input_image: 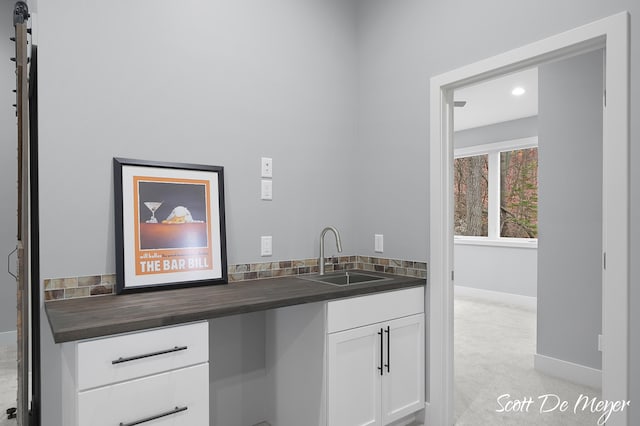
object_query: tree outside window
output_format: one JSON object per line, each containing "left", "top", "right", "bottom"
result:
{"left": 454, "top": 155, "right": 488, "bottom": 236}
{"left": 500, "top": 148, "right": 538, "bottom": 238}
{"left": 454, "top": 139, "right": 538, "bottom": 241}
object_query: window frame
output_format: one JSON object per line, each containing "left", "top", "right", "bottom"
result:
{"left": 454, "top": 136, "right": 538, "bottom": 248}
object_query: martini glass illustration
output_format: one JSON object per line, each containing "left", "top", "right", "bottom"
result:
{"left": 144, "top": 201, "right": 163, "bottom": 223}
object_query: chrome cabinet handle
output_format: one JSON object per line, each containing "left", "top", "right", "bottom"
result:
{"left": 112, "top": 345, "right": 187, "bottom": 365}
{"left": 119, "top": 406, "right": 187, "bottom": 426}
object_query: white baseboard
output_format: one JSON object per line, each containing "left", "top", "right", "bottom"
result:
{"left": 534, "top": 353, "right": 601, "bottom": 389}
{"left": 0, "top": 330, "right": 17, "bottom": 346}
{"left": 455, "top": 285, "right": 537, "bottom": 311}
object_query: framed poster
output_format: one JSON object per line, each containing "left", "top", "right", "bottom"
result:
{"left": 114, "top": 158, "right": 227, "bottom": 294}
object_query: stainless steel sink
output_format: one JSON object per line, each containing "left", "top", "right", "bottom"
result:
{"left": 302, "top": 271, "right": 390, "bottom": 286}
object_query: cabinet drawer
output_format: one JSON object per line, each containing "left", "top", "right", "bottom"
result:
{"left": 77, "top": 321, "right": 208, "bottom": 390}
{"left": 327, "top": 287, "right": 424, "bottom": 333}
{"left": 78, "top": 363, "right": 208, "bottom": 426}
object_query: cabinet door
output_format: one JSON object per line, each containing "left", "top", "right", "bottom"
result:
{"left": 381, "top": 314, "right": 425, "bottom": 424}
{"left": 328, "top": 324, "right": 383, "bottom": 426}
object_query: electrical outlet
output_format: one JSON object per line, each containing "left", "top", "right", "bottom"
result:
{"left": 261, "top": 157, "right": 273, "bottom": 178}
{"left": 261, "top": 236, "right": 272, "bottom": 256}
{"left": 374, "top": 234, "right": 383, "bottom": 253}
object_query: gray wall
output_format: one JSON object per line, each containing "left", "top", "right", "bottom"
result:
{"left": 537, "top": 50, "right": 603, "bottom": 369}
{"left": 209, "top": 313, "right": 267, "bottom": 426}
{"left": 37, "top": 0, "right": 358, "bottom": 280}
{"left": 353, "top": 0, "right": 430, "bottom": 259}
{"left": 354, "top": 0, "right": 637, "bottom": 421}
{"left": 36, "top": 0, "right": 357, "bottom": 423}
{"left": 0, "top": 0, "right": 17, "bottom": 336}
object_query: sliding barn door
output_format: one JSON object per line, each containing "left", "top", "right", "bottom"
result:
{"left": 12, "top": 2, "right": 30, "bottom": 424}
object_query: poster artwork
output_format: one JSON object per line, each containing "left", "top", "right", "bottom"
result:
{"left": 133, "top": 176, "right": 214, "bottom": 276}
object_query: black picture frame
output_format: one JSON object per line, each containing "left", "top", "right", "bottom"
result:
{"left": 114, "top": 158, "right": 228, "bottom": 294}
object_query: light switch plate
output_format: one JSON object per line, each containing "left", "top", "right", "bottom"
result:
{"left": 374, "top": 234, "right": 383, "bottom": 253}
{"left": 261, "top": 179, "right": 272, "bottom": 200}
{"left": 261, "top": 236, "right": 272, "bottom": 256}
{"left": 261, "top": 157, "right": 273, "bottom": 178}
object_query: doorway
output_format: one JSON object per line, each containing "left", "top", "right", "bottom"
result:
{"left": 452, "top": 51, "right": 605, "bottom": 424}
{"left": 429, "top": 12, "right": 629, "bottom": 426}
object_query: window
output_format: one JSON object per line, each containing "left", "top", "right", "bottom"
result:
{"left": 454, "top": 137, "right": 538, "bottom": 246}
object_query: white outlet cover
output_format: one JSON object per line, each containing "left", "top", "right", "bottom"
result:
{"left": 261, "top": 179, "right": 272, "bottom": 200}
{"left": 261, "top": 236, "right": 272, "bottom": 256}
{"left": 261, "top": 157, "right": 273, "bottom": 178}
{"left": 374, "top": 234, "right": 384, "bottom": 253}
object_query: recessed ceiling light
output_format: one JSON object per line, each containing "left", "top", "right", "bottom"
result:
{"left": 512, "top": 87, "right": 526, "bottom": 96}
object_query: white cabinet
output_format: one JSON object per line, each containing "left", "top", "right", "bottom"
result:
{"left": 62, "top": 321, "right": 209, "bottom": 426}
{"left": 328, "top": 322, "right": 382, "bottom": 426}
{"left": 327, "top": 287, "right": 425, "bottom": 426}
{"left": 380, "top": 314, "right": 425, "bottom": 424}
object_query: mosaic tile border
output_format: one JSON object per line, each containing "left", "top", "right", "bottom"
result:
{"left": 44, "top": 274, "right": 116, "bottom": 301}
{"left": 44, "top": 255, "right": 427, "bottom": 301}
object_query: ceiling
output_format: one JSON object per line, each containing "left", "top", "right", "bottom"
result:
{"left": 453, "top": 67, "right": 538, "bottom": 131}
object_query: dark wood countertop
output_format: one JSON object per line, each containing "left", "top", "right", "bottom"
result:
{"left": 45, "top": 271, "right": 425, "bottom": 343}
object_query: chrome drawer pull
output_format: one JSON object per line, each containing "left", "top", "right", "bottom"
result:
{"left": 111, "top": 346, "right": 188, "bottom": 365}
{"left": 119, "top": 406, "right": 187, "bottom": 426}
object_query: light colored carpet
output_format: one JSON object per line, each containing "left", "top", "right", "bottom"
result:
{"left": 0, "top": 344, "right": 17, "bottom": 426}
{"left": 454, "top": 294, "right": 601, "bottom": 425}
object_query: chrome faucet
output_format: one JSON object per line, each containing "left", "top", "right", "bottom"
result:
{"left": 319, "top": 226, "right": 342, "bottom": 275}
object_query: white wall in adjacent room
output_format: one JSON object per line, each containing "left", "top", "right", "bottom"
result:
{"left": 455, "top": 244, "right": 537, "bottom": 298}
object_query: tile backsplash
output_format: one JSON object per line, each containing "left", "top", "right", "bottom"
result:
{"left": 44, "top": 274, "right": 116, "bottom": 301}
{"left": 44, "top": 255, "right": 427, "bottom": 301}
